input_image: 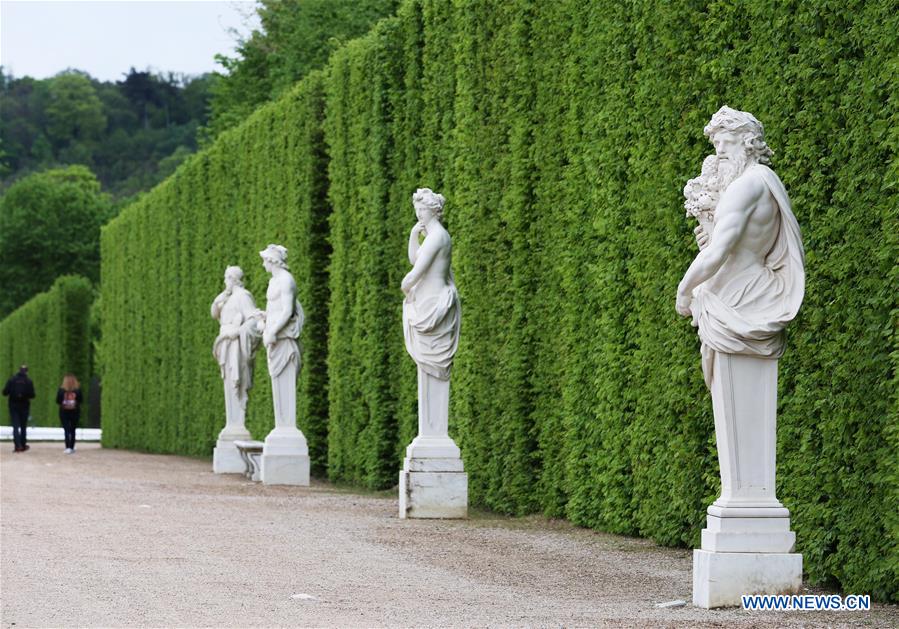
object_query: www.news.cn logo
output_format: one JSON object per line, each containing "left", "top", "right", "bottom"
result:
{"left": 742, "top": 594, "right": 871, "bottom": 611}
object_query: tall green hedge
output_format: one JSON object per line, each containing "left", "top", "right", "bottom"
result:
{"left": 0, "top": 276, "right": 93, "bottom": 425}
{"left": 99, "top": 73, "right": 331, "bottom": 472}
{"left": 100, "top": 0, "right": 897, "bottom": 599}
{"left": 321, "top": 0, "right": 898, "bottom": 599}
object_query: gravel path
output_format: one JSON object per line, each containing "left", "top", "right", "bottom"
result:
{"left": 1, "top": 443, "right": 895, "bottom": 628}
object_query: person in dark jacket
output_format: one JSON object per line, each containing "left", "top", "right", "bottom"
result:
{"left": 3, "top": 365, "right": 36, "bottom": 452}
{"left": 56, "top": 373, "right": 83, "bottom": 454}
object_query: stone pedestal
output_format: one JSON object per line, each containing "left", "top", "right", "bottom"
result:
{"left": 694, "top": 505, "right": 803, "bottom": 607}
{"left": 398, "top": 370, "right": 467, "bottom": 519}
{"left": 399, "top": 436, "right": 468, "bottom": 519}
{"left": 260, "top": 426, "right": 310, "bottom": 486}
{"left": 692, "top": 353, "right": 802, "bottom": 608}
{"left": 212, "top": 427, "right": 252, "bottom": 474}
{"left": 693, "top": 550, "right": 802, "bottom": 608}
{"left": 213, "top": 439, "right": 247, "bottom": 474}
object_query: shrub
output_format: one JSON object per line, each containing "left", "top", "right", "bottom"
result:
{"left": 0, "top": 276, "right": 93, "bottom": 425}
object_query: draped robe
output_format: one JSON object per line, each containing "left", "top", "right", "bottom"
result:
{"left": 212, "top": 287, "right": 261, "bottom": 408}
{"left": 267, "top": 300, "right": 304, "bottom": 378}
{"left": 403, "top": 278, "right": 461, "bottom": 380}
{"left": 690, "top": 164, "right": 805, "bottom": 388}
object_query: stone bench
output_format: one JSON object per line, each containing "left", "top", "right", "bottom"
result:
{"left": 233, "top": 440, "right": 264, "bottom": 481}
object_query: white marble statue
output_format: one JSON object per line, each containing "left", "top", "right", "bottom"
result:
{"left": 398, "top": 188, "right": 467, "bottom": 518}
{"left": 677, "top": 106, "right": 805, "bottom": 608}
{"left": 211, "top": 266, "right": 262, "bottom": 473}
{"left": 402, "top": 189, "right": 461, "bottom": 380}
{"left": 257, "top": 244, "right": 310, "bottom": 485}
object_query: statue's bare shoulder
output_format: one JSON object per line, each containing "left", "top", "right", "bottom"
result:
{"left": 428, "top": 228, "right": 451, "bottom": 250}
{"left": 282, "top": 272, "right": 297, "bottom": 295}
{"left": 719, "top": 167, "right": 768, "bottom": 218}
{"left": 269, "top": 272, "right": 295, "bottom": 296}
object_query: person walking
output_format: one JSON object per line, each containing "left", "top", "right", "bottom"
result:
{"left": 56, "top": 374, "right": 83, "bottom": 454}
{"left": 3, "top": 365, "right": 35, "bottom": 452}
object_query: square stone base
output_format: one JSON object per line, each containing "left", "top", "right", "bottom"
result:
{"left": 399, "top": 468, "right": 467, "bottom": 519}
{"left": 260, "top": 453, "right": 310, "bottom": 486}
{"left": 213, "top": 441, "right": 246, "bottom": 474}
{"left": 693, "top": 549, "right": 802, "bottom": 608}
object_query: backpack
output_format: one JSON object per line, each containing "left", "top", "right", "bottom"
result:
{"left": 62, "top": 390, "right": 77, "bottom": 411}
{"left": 12, "top": 377, "right": 29, "bottom": 400}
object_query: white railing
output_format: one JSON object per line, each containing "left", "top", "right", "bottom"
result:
{"left": 0, "top": 426, "right": 101, "bottom": 441}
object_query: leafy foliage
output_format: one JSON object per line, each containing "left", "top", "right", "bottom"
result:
{"left": 0, "top": 68, "right": 215, "bottom": 199}
{"left": 99, "top": 0, "right": 897, "bottom": 600}
{"left": 0, "top": 165, "right": 112, "bottom": 318}
{"left": 0, "top": 276, "right": 93, "bottom": 426}
{"left": 44, "top": 73, "right": 107, "bottom": 146}
{"left": 203, "top": 0, "right": 398, "bottom": 142}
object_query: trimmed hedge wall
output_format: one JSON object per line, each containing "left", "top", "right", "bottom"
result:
{"left": 0, "top": 276, "right": 94, "bottom": 426}
{"left": 100, "top": 0, "right": 897, "bottom": 599}
{"left": 99, "top": 73, "right": 331, "bottom": 473}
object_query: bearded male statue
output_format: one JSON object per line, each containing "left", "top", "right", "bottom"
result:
{"left": 677, "top": 106, "right": 805, "bottom": 608}
{"left": 211, "top": 265, "right": 262, "bottom": 473}
{"left": 677, "top": 107, "right": 805, "bottom": 382}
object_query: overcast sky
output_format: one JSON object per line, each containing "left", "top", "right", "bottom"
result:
{"left": 1, "top": 0, "right": 262, "bottom": 81}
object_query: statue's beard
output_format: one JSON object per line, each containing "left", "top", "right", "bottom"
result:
{"left": 717, "top": 152, "right": 750, "bottom": 191}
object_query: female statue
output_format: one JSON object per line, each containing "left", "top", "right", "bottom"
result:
{"left": 401, "top": 188, "right": 460, "bottom": 382}
{"left": 398, "top": 188, "right": 467, "bottom": 518}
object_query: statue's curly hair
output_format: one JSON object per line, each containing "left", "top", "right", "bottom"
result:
{"left": 704, "top": 106, "right": 774, "bottom": 164}
{"left": 412, "top": 188, "right": 446, "bottom": 221}
{"left": 259, "top": 244, "right": 289, "bottom": 270}
{"left": 224, "top": 265, "right": 244, "bottom": 287}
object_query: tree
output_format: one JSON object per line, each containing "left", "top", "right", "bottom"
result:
{"left": 0, "top": 165, "right": 112, "bottom": 317}
{"left": 119, "top": 68, "right": 159, "bottom": 130}
{"left": 0, "top": 75, "right": 50, "bottom": 174}
{"left": 203, "top": 0, "right": 398, "bottom": 142}
{"left": 45, "top": 72, "right": 107, "bottom": 148}
{"left": 1, "top": 69, "right": 215, "bottom": 200}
